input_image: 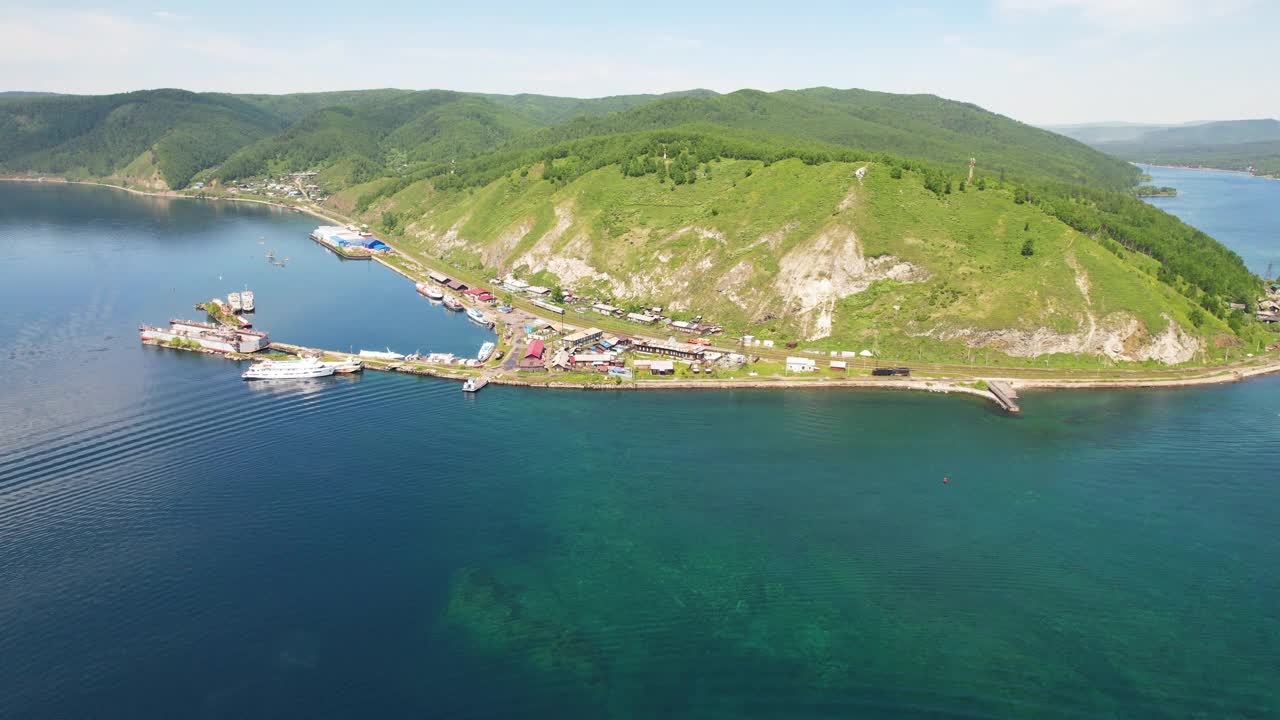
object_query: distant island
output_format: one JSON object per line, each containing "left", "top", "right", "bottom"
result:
{"left": 2, "top": 88, "right": 1276, "bottom": 372}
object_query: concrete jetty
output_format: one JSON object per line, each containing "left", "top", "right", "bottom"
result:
{"left": 987, "top": 380, "right": 1021, "bottom": 413}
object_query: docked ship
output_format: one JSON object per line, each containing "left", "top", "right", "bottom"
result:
{"left": 242, "top": 357, "right": 334, "bottom": 380}
{"left": 477, "top": 341, "right": 496, "bottom": 362}
{"left": 462, "top": 376, "right": 489, "bottom": 393}
{"left": 443, "top": 296, "right": 464, "bottom": 311}
{"left": 327, "top": 356, "right": 364, "bottom": 374}
{"left": 241, "top": 289, "right": 255, "bottom": 312}
{"left": 140, "top": 319, "right": 269, "bottom": 354}
{"left": 416, "top": 282, "right": 444, "bottom": 301}
{"left": 227, "top": 292, "right": 243, "bottom": 313}
{"left": 466, "top": 307, "right": 492, "bottom": 327}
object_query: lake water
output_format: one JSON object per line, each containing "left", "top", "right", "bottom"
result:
{"left": 1139, "top": 164, "right": 1280, "bottom": 276}
{"left": 1, "top": 182, "right": 1278, "bottom": 719}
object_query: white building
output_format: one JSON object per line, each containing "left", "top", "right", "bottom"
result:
{"left": 786, "top": 357, "right": 817, "bottom": 373}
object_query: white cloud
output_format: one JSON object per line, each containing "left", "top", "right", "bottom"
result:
{"left": 995, "top": 0, "right": 1253, "bottom": 30}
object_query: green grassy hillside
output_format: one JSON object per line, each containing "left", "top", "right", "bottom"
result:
{"left": 363, "top": 155, "right": 1257, "bottom": 366}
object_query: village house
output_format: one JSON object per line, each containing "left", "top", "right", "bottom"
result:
{"left": 646, "top": 359, "right": 675, "bottom": 375}
{"left": 524, "top": 338, "right": 545, "bottom": 360}
{"left": 569, "top": 352, "right": 617, "bottom": 368}
{"left": 632, "top": 339, "right": 706, "bottom": 361}
{"left": 562, "top": 327, "right": 604, "bottom": 348}
{"left": 786, "top": 357, "right": 817, "bottom": 373}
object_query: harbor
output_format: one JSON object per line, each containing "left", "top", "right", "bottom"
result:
{"left": 137, "top": 246, "right": 1280, "bottom": 410}
{"left": 126, "top": 216, "right": 1280, "bottom": 410}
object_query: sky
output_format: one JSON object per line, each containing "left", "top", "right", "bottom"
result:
{"left": 3, "top": 0, "right": 1276, "bottom": 124}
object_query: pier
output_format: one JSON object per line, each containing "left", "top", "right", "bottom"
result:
{"left": 987, "top": 380, "right": 1021, "bottom": 413}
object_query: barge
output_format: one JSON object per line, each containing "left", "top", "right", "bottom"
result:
{"left": 140, "top": 319, "right": 269, "bottom": 353}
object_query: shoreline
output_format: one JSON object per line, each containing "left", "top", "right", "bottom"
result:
{"left": 0, "top": 175, "right": 353, "bottom": 227}
{"left": 1136, "top": 163, "right": 1279, "bottom": 180}
{"left": 13, "top": 175, "right": 1280, "bottom": 408}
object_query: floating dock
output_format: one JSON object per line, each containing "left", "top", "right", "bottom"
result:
{"left": 987, "top": 380, "right": 1021, "bottom": 413}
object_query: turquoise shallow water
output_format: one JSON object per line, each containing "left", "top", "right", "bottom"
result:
{"left": 1, "top": 182, "right": 1278, "bottom": 718}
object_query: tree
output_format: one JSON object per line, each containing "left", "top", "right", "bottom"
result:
{"left": 1021, "top": 238, "right": 1035, "bottom": 257}
{"left": 1189, "top": 307, "right": 1205, "bottom": 327}
{"left": 382, "top": 210, "right": 398, "bottom": 230}
{"left": 890, "top": 166, "right": 903, "bottom": 179}
{"left": 977, "top": 178, "right": 986, "bottom": 191}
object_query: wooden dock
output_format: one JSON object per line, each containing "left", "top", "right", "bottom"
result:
{"left": 987, "top": 380, "right": 1021, "bottom": 413}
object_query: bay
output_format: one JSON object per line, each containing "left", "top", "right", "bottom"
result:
{"left": 1, "top": 182, "right": 1277, "bottom": 719}
{"left": 1139, "top": 163, "right": 1280, "bottom": 276}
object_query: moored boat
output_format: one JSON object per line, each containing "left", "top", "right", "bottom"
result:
{"left": 227, "top": 292, "right": 243, "bottom": 313}
{"left": 326, "top": 356, "right": 364, "bottom": 374}
{"left": 443, "top": 296, "right": 464, "bottom": 311}
{"left": 241, "top": 289, "right": 255, "bottom": 312}
{"left": 477, "top": 341, "right": 496, "bottom": 362}
{"left": 466, "top": 307, "right": 492, "bottom": 327}
{"left": 241, "top": 357, "right": 334, "bottom": 380}
{"left": 416, "top": 282, "right": 444, "bottom": 301}
{"left": 462, "top": 376, "right": 489, "bottom": 393}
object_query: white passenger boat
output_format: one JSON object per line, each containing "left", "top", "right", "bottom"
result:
{"left": 241, "top": 357, "right": 334, "bottom": 380}
{"left": 462, "top": 377, "right": 489, "bottom": 393}
{"left": 326, "top": 356, "right": 364, "bottom": 374}
{"left": 241, "top": 289, "right": 255, "bottom": 312}
{"left": 477, "top": 341, "right": 496, "bottom": 362}
{"left": 227, "top": 292, "right": 243, "bottom": 313}
{"left": 466, "top": 307, "right": 492, "bottom": 327}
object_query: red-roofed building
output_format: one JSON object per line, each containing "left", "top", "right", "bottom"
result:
{"left": 524, "top": 339, "right": 545, "bottom": 359}
{"left": 464, "top": 287, "right": 489, "bottom": 296}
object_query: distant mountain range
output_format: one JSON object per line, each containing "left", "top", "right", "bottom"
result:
{"left": 1049, "top": 119, "right": 1280, "bottom": 176}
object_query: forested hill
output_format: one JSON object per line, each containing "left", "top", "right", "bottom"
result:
{"left": 0, "top": 86, "right": 1138, "bottom": 192}
{"left": 488, "top": 88, "right": 1139, "bottom": 190}
{"left": 0, "top": 90, "right": 287, "bottom": 188}
{"left": 1060, "top": 119, "right": 1280, "bottom": 176}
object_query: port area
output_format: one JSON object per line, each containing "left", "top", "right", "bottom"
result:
{"left": 142, "top": 332, "right": 1027, "bottom": 411}
{"left": 308, "top": 226, "right": 390, "bottom": 260}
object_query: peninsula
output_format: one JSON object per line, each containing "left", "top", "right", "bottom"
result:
{"left": 4, "top": 88, "right": 1278, "bottom": 394}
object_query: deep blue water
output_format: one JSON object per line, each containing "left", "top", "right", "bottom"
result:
{"left": 1139, "top": 164, "right": 1280, "bottom": 276}
{"left": 1, "top": 182, "right": 1278, "bottom": 719}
